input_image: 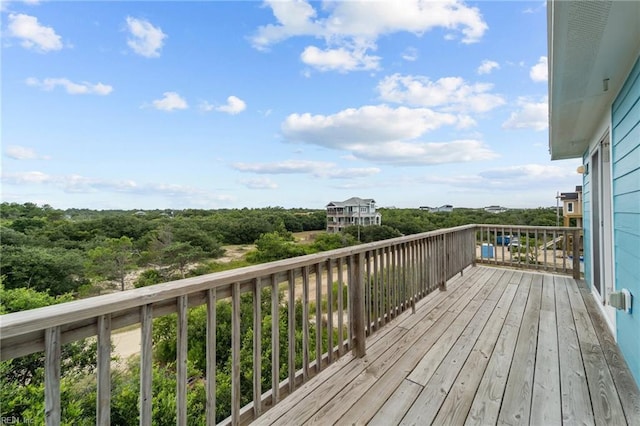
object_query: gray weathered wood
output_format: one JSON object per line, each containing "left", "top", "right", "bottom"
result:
{"left": 531, "top": 274, "right": 561, "bottom": 425}
{"left": 231, "top": 282, "right": 241, "bottom": 425}
{"left": 177, "top": 295, "right": 188, "bottom": 426}
{"left": 566, "top": 278, "right": 626, "bottom": 425}
{"left": 288, "top": 269, "right": 296, "bottom": 393}
{"left": 140, "top": 304, "right": 153, "bottom": 426}
{"left": 337, "top": 258, "right": 345, "bottom": 356}
{"left": 351, "top": 253, "right": 366, "bottom": 357}
{"left": 302, "top": 266, "right": 310, "bottom": 380}
{"left": 253, "top": 278, "right": 262, "bottom": 417}
{"left": 315, "top": 263, "right": 322, "bottom": 373}
{"left": 578, "top": 281, "right": 640, "bottom": 424}
{"left": 206, "top": 289, "right": 217, "bottom": 426}
{"left": 497, "top": 273, "right": 542, "bottom": 425}
{"left": 45, "top": 326, "right": 61, "bottom": 426}
{"left": 271, "top": 274, "right": 280, "bottom": 405}
{"left": 555, "top": 276, "right": 594, "bottom": 425}
{"left": 97, "top": 314, "right": 111, "bottom": 426}
{"left": 326, "top": 259, "right": 334, "bottom": 364}
{"left": 466, "top": 273, "right": 532, "bottom": 425}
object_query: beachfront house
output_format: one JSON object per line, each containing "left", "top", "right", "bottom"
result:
{"left": 326, "top": 197, "right": 382, "bottom": 233}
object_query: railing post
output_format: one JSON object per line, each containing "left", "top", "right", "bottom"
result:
{"left": 351, "top": 252, "right": 366, "bottom": 358}
{"left": 572, "top": 229, "right": 581, "bottom": 280}
{"left": 45, "top": 326, "right": 61, "bottom": 426}
{"left": 440, "top": 234, "right": 448, "bottom": 291}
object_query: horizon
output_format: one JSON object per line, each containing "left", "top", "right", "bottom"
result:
{"left": 2, "top": 1, "right": 582, "bottom": 211}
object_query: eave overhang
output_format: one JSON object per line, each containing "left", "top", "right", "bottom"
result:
{"left": 548, "top": 0, "right": 640, "bottom": 160}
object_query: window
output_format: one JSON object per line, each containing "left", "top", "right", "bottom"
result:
{"left": 567, "top": 202, "right": 573, "bottom": 213}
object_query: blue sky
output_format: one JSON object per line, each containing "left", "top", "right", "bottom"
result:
{"left": 1, "top": 0, "right": 581, "bottom": 210}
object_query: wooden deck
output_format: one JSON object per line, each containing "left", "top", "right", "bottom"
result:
{"left": 253, "top": 266, "right": 640, "bottom": 426}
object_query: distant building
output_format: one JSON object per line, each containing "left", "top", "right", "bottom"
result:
{"left": 560, "top": 185, "right": 583, "bottom": 227}
{"left": 484, "top": 205, "right": 508, "bottom": 214}
{"left": 419, "top": 205, "right": 454, "bottom": 213}
{"left": 326, "top": 197, "right": 382, "bottom": 233}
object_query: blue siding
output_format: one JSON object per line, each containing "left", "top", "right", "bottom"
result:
{"left": 612, "top": 55, "right": 640, "bottom": 386}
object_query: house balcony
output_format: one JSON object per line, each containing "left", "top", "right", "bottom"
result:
{"left": 2, "top": 225, "right": 638, "bottom": 425}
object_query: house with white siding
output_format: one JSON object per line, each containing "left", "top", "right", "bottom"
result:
{"left": 548, "top": 0, "right": 640, "bottom": 387}
{"left": 326, "top": 197, "right": 381, "bottom": 233}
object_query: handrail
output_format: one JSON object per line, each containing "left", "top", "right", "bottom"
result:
{"left": 0, "top": 224, "right": 582, "bottom": 425}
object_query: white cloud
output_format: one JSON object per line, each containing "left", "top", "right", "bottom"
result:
{"left": 4, "top": 145, "right": 49, "bottom": 160}
{"left": 377, "top": 74, "right": 505, "bottom": 113}
{"left": 530, "top": 56, "right": 548, "bottom": 82}
{"left": 7, "top": 13, "right": 62, "bottom": 52}
{"left": 477, "top": 59, "right": 500, "bottom": 75}
{"left": 199, "top": 101, "right": 215, "bottom": 112}
{"left": 502, "top": 96, "right": 548, "bottom": 131}
{"left": 479, "top": 164, "right": 575, "bottom": 181}
{"left": 232, "top": 159, "right": 381, "bottom": 179}
{"left": 251, "top": 0, "right": 487, "bottom": 72}
{"left": 239, "top": 177, "right": 278, "bottom": 189}
{"left": 352, "top": 139, "right": 498, "bottom": 165}
{"left": 126, "top": 16, "right": 166, "bottom": 58}
{"left": 26, "top": 77, "right": 113, "bottom": 95}
{"left": 215, "top": 96, "right": 247, "bottom": 115}
{"left": 1, "top": 171, "right": 233, "bottom": 203}
{"left": 282, "top": 105, "right": 457, "bottom": 148}
{"left": 280, "top": 105, "right": 497, "bottom": 165}
{"left": 401, "top": 47, "right": 418, "bottom": 62}
{"left": 151, "top": 92, "right": 188, "bottom": 111}
{"left": 300, "top": 44, "right": 380, "bottom": 72}
{"left": 425, "top": 163, "right": 578, "bottom": 191}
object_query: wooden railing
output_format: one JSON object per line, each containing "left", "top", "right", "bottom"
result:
{"left": 0, "top": 224, "right": 581, "bottom": 425}
{"left": 475, "top": 224, "right": 582, "bottom": 279}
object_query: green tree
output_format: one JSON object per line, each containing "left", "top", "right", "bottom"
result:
{"left": 246, "top": 232, "right": 307, "bottom": 263}
{"left": 86, "top": 237, "right": 137, "bottom": 291}
{"left": 1, "top": 246, "right": 88, "bottom": 296}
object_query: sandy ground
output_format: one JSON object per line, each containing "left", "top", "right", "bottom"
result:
{"left": 112, "top": 244, "right": 254, "bottom": 361}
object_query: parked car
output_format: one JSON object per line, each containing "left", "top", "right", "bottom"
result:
{"left": 507, "top": 237, "right": 520, "bottom": 251}
{"left": 496, "top": 235, "right": 511, "bottom": 245}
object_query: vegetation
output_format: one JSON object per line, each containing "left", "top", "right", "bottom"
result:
{"left": 0, "top": 202, "right": 562, "bottom": 423}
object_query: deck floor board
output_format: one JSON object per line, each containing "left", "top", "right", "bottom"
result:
{"left": 252, "top": 266, "right": 640, "bottom": 426}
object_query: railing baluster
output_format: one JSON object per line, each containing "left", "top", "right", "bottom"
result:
{"left": 97, "top": 314, "right": 111, "bottom": 426}
{"left": 288, "top": 270, "right": 296, "bottom": 393}
{"left": 177, "top": 295, "right": 188, "bottom": 426}
{"left": 315, "top": 263, "right": 322, "bottom": 372}
{"left": 373, "top": 249, "right": 380, "bottom": 329}
{"left": 351, "top": 252, "right": 366, "bottom": 358}
{"left": 206, "top": 289, "right": 216, "bottom": 426}
{"left": 326, "top": 259, "right": 334, "bottom": 364}
{"left": 365, "top": 251, "right": 372, "bottom": 335}
{"left": 271, "top": 274, "right": 279, "bottom": 405}
{"left": 231, "top": 282, "right": 241, "bottom": 425}
{"left": 337, "top": 257, "right": 344, "bottom": 356}
{"left": 302, "top": 266, "right": 310, "bottom": 381}
{"left": 140, "top": 304, "right": 153, "bottom": 426}
{"left": 45, "top": 326, "right": 60, "bottom": 426}
{"left": 572, "top": 229, "right": 581, "bottom": 279}
{"left": 347, "top": 256, "right": 353, "bottom": 350}
{"left": 253, "top": 278, "right": 262, "bottom": 417}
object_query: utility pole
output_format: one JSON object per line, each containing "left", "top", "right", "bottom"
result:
{"left": 357, "top": 203, "right": 361, "bottom": 242}
{"left": 556, "top": 191, "right": 561, "bottom": 227}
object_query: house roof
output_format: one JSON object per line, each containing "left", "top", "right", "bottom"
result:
{"left": 561, "top": 192, "right": 579, "bottom": 200}
{"left": 326, "top": 197, "right": 375, "bottom": 207}
{"left": 548, "top": 1, "right": 640, "bottom": 160}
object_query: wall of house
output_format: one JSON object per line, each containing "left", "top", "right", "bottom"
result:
{"left": 611, "top": 55, "right": 640, "bottom": 385}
